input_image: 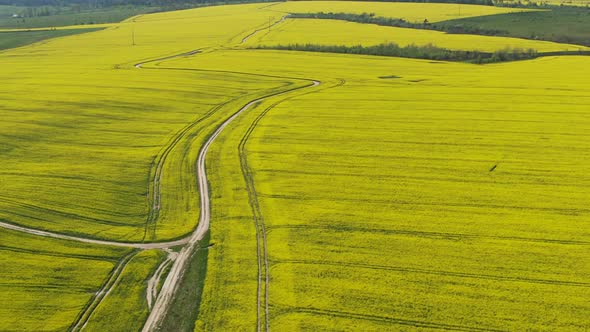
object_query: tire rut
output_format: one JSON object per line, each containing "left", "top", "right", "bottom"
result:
{"left": 69, "top": 250, "right": 138, "bottom": 332}
{"left": 238, "top": 79, "right": 344, "bottom": 331}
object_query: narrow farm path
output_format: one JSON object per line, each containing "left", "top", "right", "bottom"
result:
{"left": 141, "top": 78, "right": 321, "bottom": 332}
{"left": 0, "top": 221, "right": 187, "bottom": 249}
{"left": 146, "top": 249, "right": 178, "bottom": 309}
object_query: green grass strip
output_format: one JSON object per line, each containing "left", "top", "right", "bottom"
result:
{"left": 157, "top": 231, "right": 210, "bottom": 332}
{"left": 0, "top": 27, "right": 102, "bottom": 51}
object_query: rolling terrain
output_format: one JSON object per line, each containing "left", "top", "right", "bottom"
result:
{"left": 0, "top": 1, "right": 589, "bottom": 331}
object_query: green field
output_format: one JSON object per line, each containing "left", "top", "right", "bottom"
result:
{"left": 0, "top": 28, "right": 101, "bottom": 50}
{"left": 0, "top": 5, "right": 21, "bottom": 16}
{"left": 1, "top": 1, "right": 589, "bottom": 331}
{"left": 0, "top": 6, "right": 151, "bottom": 29}
{"left": 440, "top": 6, "right": 590, "bottom": 46}
{"left": 501, "top": 0, "right": 590, "bottom": 6}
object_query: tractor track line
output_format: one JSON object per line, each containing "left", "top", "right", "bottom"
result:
{"left": 69, "top": 250, "right": 138, "bottom": 331}
{"left": 284, "top": 307, "right": 506, "bottom": 332}
{"left": 241, "top": 15, "right": 288, "bottom": 44}
{"left": 238, "top": 79, "right": 344, "bottom": 331}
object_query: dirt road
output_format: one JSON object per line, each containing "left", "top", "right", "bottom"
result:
{"left": 0, "top": 221, "right": 188, "bottom": 249}
{"left": 141, "top": 80, "right": 320, "bottom": 331}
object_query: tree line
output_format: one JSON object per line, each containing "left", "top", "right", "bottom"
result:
{"left": 254, "top": 42, "right": 545, "bottom": 64}
{"left": 0, "top": 0, "right": 272, "bottom": 7}
{"left": 289, "top": 12, "right": 506, "bottom": 36}
{"left": 1, "top": 0, "right": 573, "bottom": 9}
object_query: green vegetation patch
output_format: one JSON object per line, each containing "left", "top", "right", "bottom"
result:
{"left": 0, "top": 27, "right": 102, "bottom": 51}
{"left": 439, "top": 6, "right": 590, "bottom": 46}
{"left": 158, "top": 232, "right": 210, "bottom": 332}
{"left": 0, "top": 6, "right": 150, "bottom": 29}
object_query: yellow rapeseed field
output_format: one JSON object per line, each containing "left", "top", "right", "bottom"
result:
{"left": 0, "top": 229, "right": 130, "bottom": 331}
{"left": 81, "top": 249, "right": 168, "bottom": 331}
{"left": 170, "top": 49, "right": 590, "bottom": 330}
{"left": 1, "top": 1, "right": 588, "bottom": 331}
{"left": 0, "top": 3, "right": 290, "bottom": 242}
{"left": 1, "top": 3, "right": 290, "bottom": 330}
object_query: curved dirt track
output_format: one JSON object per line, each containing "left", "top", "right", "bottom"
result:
{"left": 141, "top": 79, "right": 320, "bottom": 332}
{"left": 0, "top": 221, "right": 188, "bottom": 249}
